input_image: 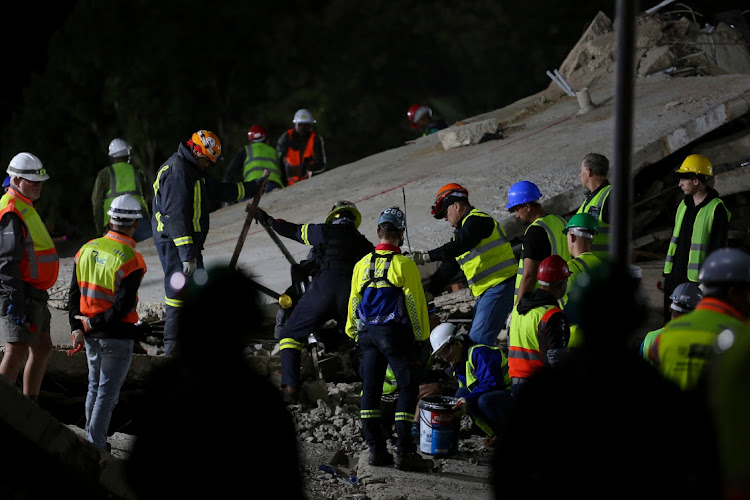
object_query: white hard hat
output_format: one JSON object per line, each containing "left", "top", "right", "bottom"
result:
{"left": 107, "top": 194, "right": 143, "bottom": 225}
{"left": 430, "top": 322, "right": 457, "bottom": 354}
{"left": 293, "top": 109, "right": 316, "bottom": 124}
{"left": 108, "top": 138, "right": 132, "bottom": 158}
{"left": 7, "top": 152, "right": 49, "bottom": 182}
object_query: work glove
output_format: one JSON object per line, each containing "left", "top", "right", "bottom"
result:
{"left": 66, "top": 329, "right": 85, "bottom": 356}
{"left": 182, "top": 259, "right": 197, "bottom": 277}
{"left": 254, "top": 208, "right": 273, "bottom": 226}
{"left": 453, "top": 397, "right": 468, "bottom": 417}
{"left": 74, "top": 314, "right": 92, "bottom": 333}
{"left": 6, "top": 304, "right": 36, "bottom": 332}
{"left": 409, "top": 251, "right": 431, "bottom": 266}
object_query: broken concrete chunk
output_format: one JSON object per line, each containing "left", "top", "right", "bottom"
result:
{"left": 438, "top": 118, "right": 500, "bottom": 150}
{"left": 639, "top": 45, "right": 674, "bottom": 77}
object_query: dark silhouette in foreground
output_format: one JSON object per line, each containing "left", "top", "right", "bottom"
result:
{"left": 125, "top": 265, "right": 305, "bottom": 499}
{"left": 491, "top": 262, "right": 721, "bottom": 500}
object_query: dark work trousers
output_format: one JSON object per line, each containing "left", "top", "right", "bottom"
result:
{"left": 455, "top": 386, "right": 513, "bottom": 437}
{"left": 358, "top": 324, "right": 420, "bottom": 455}
{"left": 280, "top": 270, "right": 351, "bottom": 387}
{"left": 154, "top": 236, "right": 203, "bottom": 356}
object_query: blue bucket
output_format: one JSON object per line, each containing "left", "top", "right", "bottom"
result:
{"left": 419, "top": 395, "right": 460, "bottom": 457}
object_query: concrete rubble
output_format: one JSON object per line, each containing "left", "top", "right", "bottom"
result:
{"left": 2, "top": 5, "right": 750, "bottom": 499}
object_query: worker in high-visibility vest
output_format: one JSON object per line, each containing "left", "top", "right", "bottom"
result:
{"left": 224, "top": 125, "right": 284, "bottom": 192}
{"left": 276, "top": 109, "right": 326, "bottom": 185}
{"left": 506, "top": 181, "right": 570, "bottom": 306}
{"left": 576, "top": 153, "right": 612, "bottom": 260}
{"left": 409, "top": 183, "right": 517, "bottom": 347}
{"left": 662, "top": 153, "right": 730, "bottom": 324}
{"left": 430, "top": 322, "right": 512, "bottom": 448}
{"left": 650, "top": 247, "right": 750, "bottom": 391}
{"left": 560, "top": 213, "right": 602, "bottom": 347}
{"left": 68, "top": 194, "right": 146, "bottom": 452}
{"left": 640, "top": 281, "right": 702, "bottom": 363}
{"left": 0, "top": 152, "right": 59, "bottom": 402}
{"left": 508, "top": 255, "right": 571, "bottom": 397}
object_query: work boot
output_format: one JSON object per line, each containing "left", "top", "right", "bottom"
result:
{"left": 368, "top": 449, "right": 394, "bottom": 466}
{"left": 281, "top": 385, "right": 298, "bottom": 405}
{"left": 394, "top": 451, "right": 434, "bottom": 472}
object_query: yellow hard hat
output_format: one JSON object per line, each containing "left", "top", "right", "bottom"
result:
{"left": 676, "top": 154, "right": 713, "bottom": 176}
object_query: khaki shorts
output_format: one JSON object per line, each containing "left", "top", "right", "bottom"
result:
{"left": 0, "top": 293, "right": 51, "bottom": 344}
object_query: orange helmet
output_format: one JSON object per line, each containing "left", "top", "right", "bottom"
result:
{"left": 188, "top": 130, "right": 223, "bottom": 162}
{"left": 431, "top": 183, "right": 469, "bottom": 219}
{"left": 407, "top": 104, "right": 432, "bottom": 129}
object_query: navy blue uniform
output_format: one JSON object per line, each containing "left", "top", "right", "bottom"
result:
{"left": 151, "top": 142, "right": 259, "bottom": 355}
{"left": 273, "top": 217, "right": 374, "bottom": 389}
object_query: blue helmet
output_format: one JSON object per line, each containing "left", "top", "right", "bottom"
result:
{"left": 2, "top": 176, "right": 9, "bottom": 189}
{"left": 506, "top": 181, "right": 542, "bottom": 209}
{"left": 378, "top": 206, "right": 406, "bottom": 230}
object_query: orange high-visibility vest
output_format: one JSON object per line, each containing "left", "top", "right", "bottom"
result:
{"left": 0, "top": 189, "right": 59, "bottom": 291}
{"left": 284, "top": 130, "right": 316, "bottom": 185}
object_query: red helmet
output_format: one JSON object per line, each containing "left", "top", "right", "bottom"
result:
{"left": 407, "top": 104, "right": 432, "bottom": 129}
{"left": 537, "top": 255, "right": 572, "bottom": 285}
{"left": 248, "top": 125, "right": 268, "bottom": 143}
{"left": 431, "top": 183, "right": 469, "bottom": 219}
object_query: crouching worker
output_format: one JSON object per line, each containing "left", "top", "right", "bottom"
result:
{"left": 346, "top": 206, "right": 434, "bottom": 472}
{"left": 430, "top": 322, "right": 513, "bottom": 447}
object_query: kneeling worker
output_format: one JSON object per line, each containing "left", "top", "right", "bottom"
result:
{"left": 430, "top": 322, "right": 513, "bottom": 447}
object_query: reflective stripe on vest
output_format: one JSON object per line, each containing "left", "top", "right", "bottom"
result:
{"left": 663, "top": 198, "right": 730, "bottom": 281}
{"left": 74, "top": 230, "right": 146, "bottom": 323}
{"left": 455, "top": 209, "right": 517, "bottom": 297}
{"left": 508, "top": 304, "right": 560, "bottom": 379}
{"left": 514, "top": 214, "right": 570, "bottom": 301}
{"left": 0, "top": 190, "right": 59, "bottom": 290}
{"left": 152, "top": 164, "right": 203, "bottom": 238}
{"left": 103, "top": 163, "right": 148, "bottom": 225}
{"left": 242, "top": 143, "right": 283, "bottom": 187}
{"left": 576, "top": 185, "right": 611, "bottom": 260}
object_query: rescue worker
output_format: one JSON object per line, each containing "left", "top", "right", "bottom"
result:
{"left": 506, "top": 180, "right": 570, "bottom": 306}
{"left": 276, "top": 109, "right": 326, "bottom": 185}
{"left": 256, "top": 200, "right": 374, "bottom": 404}
{"left": 576, "top": 153, "right": 611, "bottom": 260}
{"left": 151, "top": 130, "right": 261, "bottom": 356}
{"left": 409, "top": 183, "right": 517, "bottom": 347}
{"left": 92, "top": 138, "right": 151, "bottom": 242}
{"left": 640, "top": 281, "right": 702, "bottom": 362}
{"left": 346, "top": 206, "right": 433, "bottom": 472}
{"left": 662, "top": 153, "right": 730, "bottom": 324}
{"left": 430, "top": 322, "right": 512, "bottom": 448}
{"left": 406, "top": 104, "right": 448, "bottom": 136}
{"left": 223, "top": 125, "right": 284, "bottom": 192}
{"left": 508, "top": 254, "right": 571, "bottom": 397}
{"left": 650, "top": 247, "right": 750, "bottom": 391}
{"left": 560, "top": 212, "right": 602, "bottom": 346}
{"left": 0, "top": 153, "right": 59, "bottom": 402}
{"left": 68, "top": 194, "right": 147, "bottom": 452}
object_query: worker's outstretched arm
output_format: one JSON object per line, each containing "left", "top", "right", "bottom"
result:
{"left": 515, "top": 258, "right": 539, "bottom": 305}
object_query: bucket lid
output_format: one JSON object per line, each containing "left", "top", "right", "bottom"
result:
{"left": 419, "top": 395, "right": 460, "bottom": 411}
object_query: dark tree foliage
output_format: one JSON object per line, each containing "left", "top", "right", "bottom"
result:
{"left": 2, "top": 0, "right": 611, "bottom": 240}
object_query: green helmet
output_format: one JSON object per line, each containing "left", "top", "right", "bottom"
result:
{"left": 563, "top": 213, "right": 599, "bottom": 236}
{"left": 324, "top": 200, "right": 362, "bottom": 228}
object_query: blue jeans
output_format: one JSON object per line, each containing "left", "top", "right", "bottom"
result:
{"left": 469, "top": 279, "right": 513, "bottom": 346}
{"left": 455, "top": 386, "right": 513, "bottom": 436}
{"left": 132, "top": 219, "right": 152, "bottom": 242}
{"left": 84, "top": 337, "right": 134, "bottom": 450}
